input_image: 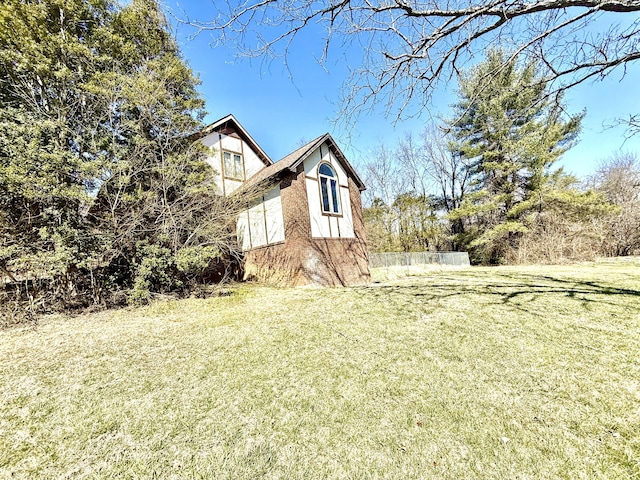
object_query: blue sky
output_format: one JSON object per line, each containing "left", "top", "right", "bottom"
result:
{"left": 170, "top": 1, "right": 640, "bottom": 180}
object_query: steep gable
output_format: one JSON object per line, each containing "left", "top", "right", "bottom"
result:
{"left": 243, "top": 134, "right": 366, "bottom": 191}
{"left": 199, "top": 115, "right": 272, "bottom": 195}
{"left": 199, "top": 114, "right": 272, "bottom": 167}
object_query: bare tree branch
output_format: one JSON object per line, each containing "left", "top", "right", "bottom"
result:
{"left": 182, "top": 0, "right": 640, "bottom": 129}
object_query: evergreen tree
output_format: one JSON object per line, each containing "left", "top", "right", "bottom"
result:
{"left": 0, "top": 0, "right": 114, "bottom": 284}
{"left": 0, "top": 0, "right": 233, "bottom": 308}
{"left": 447, "top": 50, "right": 588, "bottom": 263}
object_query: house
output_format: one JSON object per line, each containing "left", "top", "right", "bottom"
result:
{"left": 199, "top": 114, "right": 370, "bottom": 286}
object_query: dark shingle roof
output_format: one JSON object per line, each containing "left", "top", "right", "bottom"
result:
{"left": 243, "top": 133, "right": 366, "bottom": 191}
{"left": 242, "top": 134, "right": 326, "bottom": 188}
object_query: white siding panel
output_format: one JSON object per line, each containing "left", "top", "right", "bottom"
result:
{"left": 264, "top": 186, "right": 285, "bottom": 244}
{"left": 318, "top": 214, "right": 331, "bottom": 238}
{"left": 201, "top": 132, "right": 224, "bottom": 194}
{"left": 208, "top": 152, "right": 222, "bottom": 192}
{"left": 200, "top": 132, "right": 218, "bottom": 149}
{"left": 224, "top": 179, "right": 244, "bottom": 195}
{"left": 338, "top": 186, "right": 355, "bottom": 238}
{"left": 306, "top": 177, "right": 331, "bottom": 237}
{"left": 249, "top": 203, "right": 267, "bottom": 248}
{"left": 236, "top": 211, "right": 252, "bottom": 251}
{"left": 328, "top": 150, "right": 349, "bottom": 187}
{"left": 220, "top": 135, "right": 242, "bottom": 153}
{"left": 244, "top": 142, "right": 266, "bottom": 179}
{"left": 329, "top": 216, "right": 339, "bottom": 238}
{"left": 303, "top": 148, "right": 321, "bottom": 177}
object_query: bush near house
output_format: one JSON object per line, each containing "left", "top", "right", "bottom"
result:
{"left": 0, "top": 0, "right": 251, "bottom": 318}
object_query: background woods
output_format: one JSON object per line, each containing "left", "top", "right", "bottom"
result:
{"left": 360, "top": 51, "right": 638, "bottom": 264}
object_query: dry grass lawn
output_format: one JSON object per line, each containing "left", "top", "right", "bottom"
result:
{"left": 1, "top": 258, "right": 639, "bottom": 478}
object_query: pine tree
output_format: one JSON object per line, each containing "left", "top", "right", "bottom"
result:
{"left": 0, "top": 0, "right": 229, "bottom": 308}
{"left": 447, "top": 50, "right": 587, "bottom": 263}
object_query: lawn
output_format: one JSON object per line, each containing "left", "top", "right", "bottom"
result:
{"left": 1, "top": 259, "right": 639, "bottom": 479}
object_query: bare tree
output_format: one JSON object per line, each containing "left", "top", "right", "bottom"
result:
{"left": 360, "top": 125, "right": 471, "bottom": 251}
{"left": 185, "top": 1, "right": 640, "bottom": 125}
{"left": 361, "top": 143, "right": 406, "bottom": 206}
{"left": 419, "top": 126, "right": 472, "bottom": 216}
{"left": 590, "top": 151, "right": 640, "bottom": 256}
{"left": 397, "top": 132, "right": 431, "bottom": 197}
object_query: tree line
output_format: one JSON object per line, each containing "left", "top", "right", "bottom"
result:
{"left": 0, "top": 0, "right": 257, "bottom": 323}
{"left": 361, "top": 51, "right": 640, "bottom": 264}
{"left": 3, "top": 0, "right": 639, "bottom": 323}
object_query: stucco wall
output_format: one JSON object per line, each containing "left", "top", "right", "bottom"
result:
{"left": 200, "top": 131, "right": 267, "bottom": 195}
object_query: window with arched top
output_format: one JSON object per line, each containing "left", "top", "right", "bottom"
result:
{"left": 318, "top": 163, "right": 341, "bottom": 215}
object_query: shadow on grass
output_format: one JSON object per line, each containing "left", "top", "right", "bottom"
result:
{"left": 359, "top": 269, "right": 640, "bottom": 314}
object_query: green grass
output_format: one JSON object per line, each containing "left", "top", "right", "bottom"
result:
{"left": 1, "top": 259, "right": 639, "bottom": 479}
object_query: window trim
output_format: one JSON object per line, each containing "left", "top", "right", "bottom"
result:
{"left": 222, "top": 150, "right": 245, "bottom": 181}
{"left": 318, "top": 162, "right": 342, "bottom": 217}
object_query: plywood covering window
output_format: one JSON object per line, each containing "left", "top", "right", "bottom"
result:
{"left": 223, "top": 151, "right": 244, "bottom": 180}
{"left": 319, "top": 163, "right": 341, "bottom": 215}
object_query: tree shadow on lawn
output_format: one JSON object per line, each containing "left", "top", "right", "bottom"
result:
{"left": 361, "top": 270, "right": 640, "bottom": 315}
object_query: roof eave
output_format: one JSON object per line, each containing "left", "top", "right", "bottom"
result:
{"left": 286, "top": 134, "right": 366, "bottom": 191}
{"left": 199, "top": 114, "right": 273, "bottom": 166}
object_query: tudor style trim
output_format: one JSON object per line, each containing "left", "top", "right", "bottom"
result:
{"left": 198, "top": 114, "right": 370, "bottom": 286}
{"left": 199, "top": 114, "right": 272, "bottom": 167}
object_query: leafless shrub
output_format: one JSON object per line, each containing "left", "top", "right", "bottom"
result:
{"left": 0, "top": 287, "right": 38, "bottom": 329}
{"left": 507, "top": 213, "right": 603, "bottom": 264}
{"left": 589, "top": 151, "right": 640, "bottom": 256}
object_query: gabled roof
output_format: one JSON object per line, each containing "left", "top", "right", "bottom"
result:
{"left": 244, "top": 133, "right": 366, "bottom": 191}
{"left": 198, "top": 114, "right": 272, "bottom": 166}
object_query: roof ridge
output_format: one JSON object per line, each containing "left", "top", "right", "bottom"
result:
{"left": 274, "top": 133, "right": 328, "bottom": 163}
{"left": 238, "top": 132, "right": 365, "bottom": 193}
{"left": 199, "top": 114, "right": 272, "bottom": 166}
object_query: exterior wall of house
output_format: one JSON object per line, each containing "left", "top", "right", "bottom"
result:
{"left": 237, "top": 185, "right": 285, "bottom": 251}
{"left": 244, "top": 164, "right": 370, "bottom": 286}
{"left": 200, "top": 131, "right": 266, "bottom": 195}
{"left": 303, "top": 143, "right": 356, "bottom": 239}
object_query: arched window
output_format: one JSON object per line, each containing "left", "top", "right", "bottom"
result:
{"left": 318, "top": 163, "right": 341, "bottom": 214}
